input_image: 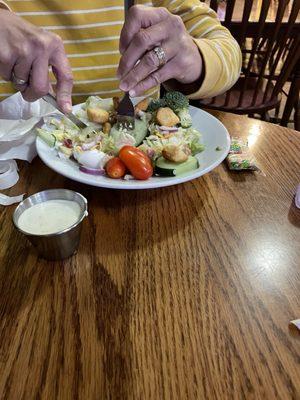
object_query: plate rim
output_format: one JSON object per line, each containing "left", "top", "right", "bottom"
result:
{"left": 36, "top": 104, "right": 230, "bottom": 190}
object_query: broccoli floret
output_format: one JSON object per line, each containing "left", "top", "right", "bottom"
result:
{"left": 164, "top": 91, "right": 192, "bottom": 128}
{"left": 164, "top": 91, "right": 189, "bottom": 112}
{"left": 147, "top": 98, "right": 166, "bottom": 113}
{"left": 177, "top": 109, "right": 192, "bottom": 128}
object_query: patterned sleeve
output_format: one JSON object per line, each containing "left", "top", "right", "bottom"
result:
{"left": 153, "top": 0, "right": 242, "bottom": 99}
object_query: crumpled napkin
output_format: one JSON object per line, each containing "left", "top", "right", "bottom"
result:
{"left": 0, "top": 92, "right": 57, "bottom": 206}
{"left": 290, "top": 319, "right": 300, "bottom": 331}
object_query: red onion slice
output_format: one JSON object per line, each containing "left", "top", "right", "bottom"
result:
{"left": 158, "top": 125, "right": 178, "bottom": 132}
{"left": 79, "top": 165, "right": 105, "bottom": 175}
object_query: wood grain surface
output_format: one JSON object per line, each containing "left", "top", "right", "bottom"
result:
{"left": 0, "top": 112, "right": 300, "bottom": 400}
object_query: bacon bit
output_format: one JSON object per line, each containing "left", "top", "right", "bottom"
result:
{"left": 63, "top": 139, "right": 73, "bottom": 148}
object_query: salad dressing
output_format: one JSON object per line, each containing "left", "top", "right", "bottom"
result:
{"left": 17, "top": 200, "right": 81, "bottom": 235}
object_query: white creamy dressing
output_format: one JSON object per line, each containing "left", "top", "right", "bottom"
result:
{"left": 17, "top": 199, "right": 81, "bottom": 235}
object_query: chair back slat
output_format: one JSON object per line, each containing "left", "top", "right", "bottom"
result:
{"left": 251, "top": 0, "right": 290, "bottom": 107}
{"left": 223, "top": 0, "right": 251, "bottom": 107}
{"left": 223, "top": 90, "right": 232, "bottom": 107}
{"left": 209, "top": 0, "right": 218, "bottom": 12}
{"left": 281, "top": 37, "right": 293, "bottom": 63}
{"left": 224, "top": 0, "right": 236, "bottom": 23}
{"left": 237, "top": 0, "right": 253, "bottom": 46}
{"left": 266, "top": 0, "right": 300, "bottom": 100}
{"left": 272, "top": 37, "right": 300, "bottom": 98}
{"left": 237, "top": 0, "right": 271, "bottom": 108}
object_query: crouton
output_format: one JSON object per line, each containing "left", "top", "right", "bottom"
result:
{"left": 162, "top": 144, "right": 191, "bottom": 163}
{"left": 87, "top": 108, "right": 109, "bottom": 124}
{"left": 156, "top": 107, "right": 180, "bottom": 127}
{"left": 135, "top": 98, "right": 149, "bottom": 113}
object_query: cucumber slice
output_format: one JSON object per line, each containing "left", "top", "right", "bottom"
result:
{"left": 110, "top": 118, "right": 148, "bottom": 147}
{"left": 37, "top": 129, "right": 56, "bottom": 147}
{"left": 155, "top": 156, "right": 198, "bottom": 177}
{"left": 132, "top": 118, "right": 148, "bottom": 146}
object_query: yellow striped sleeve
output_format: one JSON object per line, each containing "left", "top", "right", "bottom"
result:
{"left": 0, "top": 0, "right": 240, "bottom": 101}
{"left": 0, "top": 0, "right": 161, "bottom": 102}
{"left": 153, "top": 0, "right": 242, "bottom": 99}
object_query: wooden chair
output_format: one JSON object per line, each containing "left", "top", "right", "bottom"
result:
{"left": 194, "top": 0, "right": 300, "bottom": 120}
{"left": 281, "top": 60, "right": 300, "bottom": 130}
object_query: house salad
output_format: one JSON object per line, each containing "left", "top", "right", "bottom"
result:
{"left": 37, "top": 91, "right": 205, "bottom": 180}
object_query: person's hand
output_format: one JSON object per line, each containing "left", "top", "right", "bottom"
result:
{"left": 0, "top": 9, "right": 73, "bottom": 113}
{"left": 118, "top": 5, "right": 202, "bottom": 96}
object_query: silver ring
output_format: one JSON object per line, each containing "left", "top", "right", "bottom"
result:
{"left": 153, "top": 46, "right": 167, "bottom": 67}
{"left": 11, "top": 71, "right": 28, "bottom": 86}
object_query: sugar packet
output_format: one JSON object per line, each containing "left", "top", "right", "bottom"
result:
{"left": 227, "top": 137, "right": 260, "bottom": 171}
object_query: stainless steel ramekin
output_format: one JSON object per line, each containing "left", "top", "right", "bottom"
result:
{"left": 13, "top": 189, "right": 88, "bottom": 261}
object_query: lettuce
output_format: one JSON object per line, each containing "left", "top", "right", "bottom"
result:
{"left": 189, "top": 140, "right": 205, "bottom": 155}
{"left": 183, "top": 127, "right": 205, "bottom": 155}
{"left": 84, "top": 96, "right": 114, "bottom": 112}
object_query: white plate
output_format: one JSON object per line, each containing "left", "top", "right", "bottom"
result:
{"left": 36, "top": 103, "right": 230, "bottom": 189}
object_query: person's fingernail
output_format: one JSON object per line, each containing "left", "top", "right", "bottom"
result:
{"left": 129, "top": 89, "right": 135, "bottom": 97}
{"left": 120, "top": 82, "right": 128, "bottom": 91}
{"left": 64, "top": 103, "right": 72, "bottom": 113}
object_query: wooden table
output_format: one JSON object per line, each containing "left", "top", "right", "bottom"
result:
{"left": 0, "top": 112, "right": 300, "bottom": 399}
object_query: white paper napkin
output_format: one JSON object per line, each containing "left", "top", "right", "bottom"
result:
{"left": 0, "top": 92, "right": 57, "bottom": 206}
{"left": 295, "top": 185, "right": 300, "bottom": 209}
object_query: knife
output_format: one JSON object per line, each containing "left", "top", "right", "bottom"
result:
{"left": 43, "top": 93, "right": 88, "bottom": 129}
{"left": 116, "top": 0, "right": 135, "bottom": 130}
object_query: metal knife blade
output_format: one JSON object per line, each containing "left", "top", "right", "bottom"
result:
{"left": 43, "top": 93, "right": 88, "bottom": 129}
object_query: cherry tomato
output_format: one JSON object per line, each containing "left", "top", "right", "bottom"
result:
{"left": 119, "top": 146, "right": 153, "bottom": 180}
{"left": 120, "top": 146, "right": 150, "bottom": 162}
{"left": 105, "top": 157, "right": 126, "bottom": 179}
